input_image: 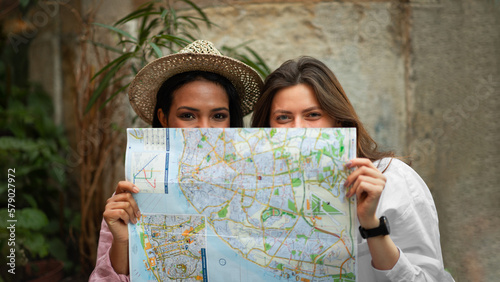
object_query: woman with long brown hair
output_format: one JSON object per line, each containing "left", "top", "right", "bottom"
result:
{"left": 252, "top": 56, "right": 454, "bottom": 281}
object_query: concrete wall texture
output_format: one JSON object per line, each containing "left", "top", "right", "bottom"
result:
{"left": 27, "top": 0, "right": 499, "bottom": 280}
{"left": 409, "top": 1, "right": 499, "bottom": 281}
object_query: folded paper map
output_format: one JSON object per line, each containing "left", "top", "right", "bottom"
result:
{"left": 126, "top": 128, "right": 357, "bottom": 282}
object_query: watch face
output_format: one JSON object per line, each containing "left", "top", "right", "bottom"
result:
{"left": 382, "top": 216, "right": 390, "bottom": 234}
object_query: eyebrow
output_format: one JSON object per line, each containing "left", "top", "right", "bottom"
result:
{"left": 272, "top": 106, "right": 322, "bottom": 115}
{"left": 210, "top": 107, "right": 230, "bottom": 112}
{"left": 302, "top": 106, "right": 322, "bottom": 112}
{"left": 272, "top": 109, "right": 293, "bottom": 115}
{"left": 177, "top": 106, "right": 199, "bottom": 112}
{"left": 176, "top": 106, "right": 229, "bottom": 112}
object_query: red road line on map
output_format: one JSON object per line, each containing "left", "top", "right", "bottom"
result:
{"left": 313, "top": 226, "right": 355, "bottom": 279}
{"left": 143, "top": 169, "right": 156, "bottom": 188}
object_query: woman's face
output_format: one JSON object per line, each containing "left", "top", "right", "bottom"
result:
{"left": 270, "top": 84, "right": 337, "bottom": 128}
{"left": 158, "top": 80, "right": 230, "bottom": 128}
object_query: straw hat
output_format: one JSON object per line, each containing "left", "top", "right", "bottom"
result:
{"left": 128, "top": 40, "right": 263, "bottom": 124}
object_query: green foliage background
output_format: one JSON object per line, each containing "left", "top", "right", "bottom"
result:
{"left": 0, "top": 38, "right": 79, "bottom": 281}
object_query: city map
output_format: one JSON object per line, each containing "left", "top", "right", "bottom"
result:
{"left": 126, "top": 128, "right": 357, "bottom": 282}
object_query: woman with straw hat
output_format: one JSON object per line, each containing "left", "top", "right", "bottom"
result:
{"left": 90, "top": 40, "right": 263, "bottom": 280}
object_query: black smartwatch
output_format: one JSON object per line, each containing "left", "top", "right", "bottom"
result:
{"left": 359, "top": 216, "right": 390, "bottom": 239}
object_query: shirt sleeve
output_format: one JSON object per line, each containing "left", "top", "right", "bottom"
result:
{"left": 367, "top": 159, "right": 455, "bottom": 282}
{"left": 89, "top": 219, "right": 130, "bottom": 282}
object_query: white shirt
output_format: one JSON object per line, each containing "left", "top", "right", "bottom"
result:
{"left": 357, "top": 158, "right": 455, "bottom": 281}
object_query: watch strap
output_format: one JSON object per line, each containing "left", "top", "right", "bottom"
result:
{"left": 359, "top": 216, "right": 390, "bottom": 239}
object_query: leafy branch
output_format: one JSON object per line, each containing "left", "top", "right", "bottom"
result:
{"left": 87, "top": 0, "right": 270, "bottom": 114}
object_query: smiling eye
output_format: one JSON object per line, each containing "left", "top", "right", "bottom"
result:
{"left": 306, "top": 112, "right": 322, "bottom": 118}
{"left": 213, "top": 113, "right": 229, "bottom": 120}
{"left": 276, "top": 115, "right": 290, "bottom": 121}
{"left": 179, "top": 113, "right": 195, "bottom": 119}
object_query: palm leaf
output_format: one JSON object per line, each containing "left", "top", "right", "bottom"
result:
{"left": 153, "top": 34, "right": 190, "bottom": 47}
{"left": 91, "top": 52, "right": 134, "bottom": 81}
{"left": 88, "top": 40, "right": 123, "bottom": 54}
{"left": 148, "top": 42, "right": 163, "bottom": 58}
{"left": 85, "top": 59, "right": 128, "bottom": 113}
{"left": 114, "top": 2, "right": 155, "bottom": 26}
{"left": 177, "top": 16, "right": 204, "bottom": 31}
{"left": 160, "top": 7, "right": 168, "bottom": 19}
{"left": 98, "top": 82, "right": 131, "bottom": 111}
{"left": 182, "top": 0, "right": 212, "bottom": 28}
{"left": 93, "top": 23, "right": 137, "bottom": 42}
{"left": 180, "top": 15, "right": 216, "bottom": 29}
{"left": 139, "top": 18, "right": 160, "bottom": 44}
{"left": 245, "top": 46, "right": 271, "bottom": 76}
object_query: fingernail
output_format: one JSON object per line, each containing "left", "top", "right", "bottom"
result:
{"left": 133, "top": 186, "right": 139, "bottom": 193}
{"left": 136, "top": 211, "right": 141, "bottom": 218}
{"left": 345, "top": 161, "right": 352, "bottom": 168}
{"left": 343, "top": 180, "right": 349, "bottom": 188}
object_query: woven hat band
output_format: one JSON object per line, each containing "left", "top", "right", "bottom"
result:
{"left": 178, "top": 40, "right": 222, "bottom": 55}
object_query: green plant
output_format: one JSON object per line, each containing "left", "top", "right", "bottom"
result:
{"left": 0, "top": 43, "right": 79, "bottom": 281}
{"left": 86, "top": 0, "right": 270, "bottom": 112}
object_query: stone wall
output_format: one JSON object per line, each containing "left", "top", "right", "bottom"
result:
{"left": 409, "top": 1, "right": 499, "bottom": 280}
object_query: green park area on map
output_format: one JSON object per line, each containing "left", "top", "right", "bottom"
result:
{"left": 127, "top": 128, "right": 357, "bottom": 282}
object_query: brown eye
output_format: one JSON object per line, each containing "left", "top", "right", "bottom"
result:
{"left": 213, "top": 113, "right": 228, "bottom": 120}
{"left": 179, "top": 113, "right": 195, "bottom": 119}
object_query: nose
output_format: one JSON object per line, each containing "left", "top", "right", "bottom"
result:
{"left": 293, "top": 118, "right": 305, "bottom": 128}
{"left": 197, "top": 118, "right": 210, "bottom": 128}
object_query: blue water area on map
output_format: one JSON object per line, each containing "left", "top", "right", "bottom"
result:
{"left": 129, "top": 222, "right": 155, "bottom": 281}
{"left": 133, "top": 185, "right": 300, "bottom": 281}
{"left": 205, "top": 226, "right": 287, "bottom": 281}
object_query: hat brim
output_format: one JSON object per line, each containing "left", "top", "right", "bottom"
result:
{"left": 128, "top": 53, "right": 263, "bottom": 125}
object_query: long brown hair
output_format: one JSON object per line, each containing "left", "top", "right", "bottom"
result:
{"left": 251, "top": 56, "right": 393, "bottom": 162}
